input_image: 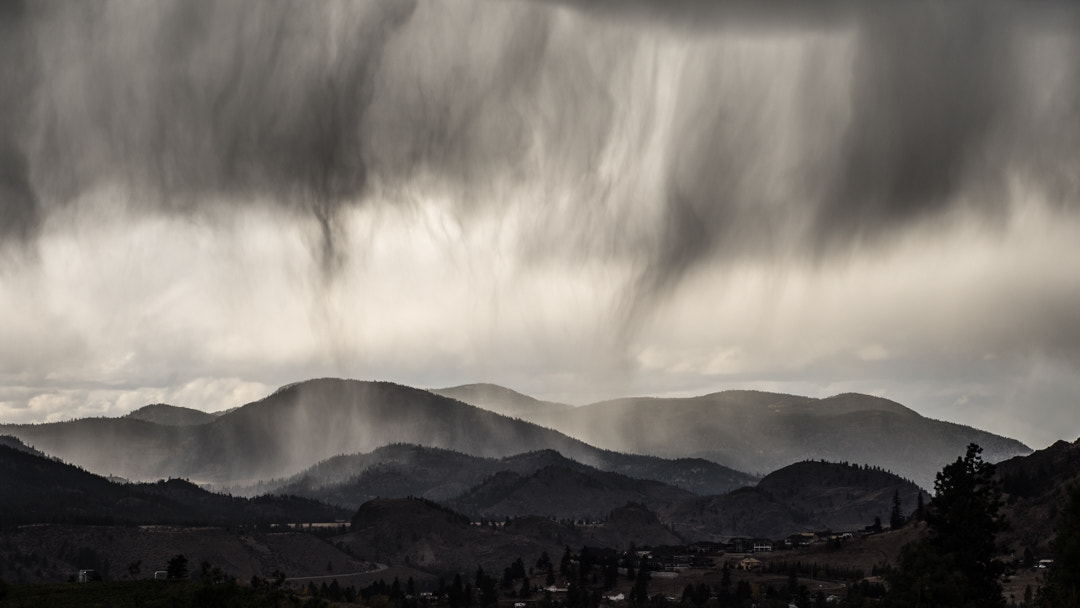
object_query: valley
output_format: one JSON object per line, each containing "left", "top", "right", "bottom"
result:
{"left": 0, "top": 378, "right": 1072, "bottom": 607}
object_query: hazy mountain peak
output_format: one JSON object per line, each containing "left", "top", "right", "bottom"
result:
{"left": 124, "top": 403, "right": 219, "bottom": 426}
{"left": 431, "top": 383, "right": 571, "bottom": 419}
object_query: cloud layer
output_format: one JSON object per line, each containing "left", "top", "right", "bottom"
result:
{"left": 2, "top": 0, "right": 1080, "bottom": 448}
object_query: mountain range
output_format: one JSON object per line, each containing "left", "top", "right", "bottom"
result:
{"left": 0, "top": 408, "right": 1076, "bottom": 582}
{"left": 0, "top": 378, "right": 1030, "bottom": 492}
{"left": 439, "top": 387, "right": 1031, "bottom": 489}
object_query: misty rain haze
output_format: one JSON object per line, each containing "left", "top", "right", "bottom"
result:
{"left": 1, "top": 0, "right": 1079, "bottom": 449}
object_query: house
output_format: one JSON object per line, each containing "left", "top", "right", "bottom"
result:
{"left": 728, "top": 538, "right": 754, "bottom": 553}
{"left": 785, "top": 533, "right": 816, "bottom": 548}
{"left": 78, "top": 569, "right": 96, "bottom": 583}
{"left": 606, "top": 593, "right": 625, "bottom": 602}
{"left": 737, "top": 557, "right": 763, "bottom": 571}
{"left": 752, "top": 539, "right": 773, "bottom": 552}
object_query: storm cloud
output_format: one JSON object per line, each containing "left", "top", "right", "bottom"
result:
{"left": 2, "top": 0, "right": 1080, "bottom": 447}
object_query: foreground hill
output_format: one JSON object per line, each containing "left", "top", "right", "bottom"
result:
{"left": 343, "top": 497, "right": 680, "bottom": 575}
{"left": 448, "top": 464, "right": 696, "bottom": 520}
{"left": 660, "top": 460, "right": 926, "bottom": 541}
{"left": 268, "top": 444, "right": 754, "bottom": 509}
{"left": 996, "top": 435, "right": 1080, "bottom": 557}
{"left": 0, "top": 442, "right": 348, "bottom": 527}
{"left": 513, "top": 390, "right": 1030, "bottom": 488}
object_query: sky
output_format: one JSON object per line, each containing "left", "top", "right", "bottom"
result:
{"left": 1, "top": 0, "right": 1079, "bottom": 450}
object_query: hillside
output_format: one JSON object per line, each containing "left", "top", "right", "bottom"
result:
{"left": 124, "top": 403, "right": 220, "bottom": 426}
{"left": 0, "top": 443, "right": 348, "bottom": 527}
{"left": 995, "top": 436, "right": 1080, "bottom": 557}
{"left": 270, "top": 444, "right": 754, "bottom": 509}
{"left": 660, "top": 460, "right": 925, "bottom": 541}
{"left": 448, "top": 464, "right": 696, "bottom": 520}
{"left": 0, "top": 417, "right": 194, "bottom": 481}
{"left": 521, "top": 390, "right": 1030, "bottom": 488}
{"left": 0, "top": 435, "right": 46, "bottom": 458}
{"left": 342, "top": 497, "right": 679, "bottom": 575}
{"left": 431, "top": 383, "right": 571, "bottom": 419}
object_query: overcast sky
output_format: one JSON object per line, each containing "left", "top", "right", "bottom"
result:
{"left": 2, "top": 0, "right": 1079, "bottom": 449}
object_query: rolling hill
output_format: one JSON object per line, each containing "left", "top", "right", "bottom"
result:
{"left": 267, "top": 444, "right": 755, "bottom": 509}
{"left": 0, "top": 441, "right": 349, "bottom": 527}
{"left": 659, "top": 460, "right": 926, "bottom": 541}
{"left": 995, "top": 435, "right": 1080, "bottom": 557}
{"left": 342, "top": 497, "right": 680, "bottom": 575}
{"left": 448, "top": 463, "right": 696, "bottom": 521}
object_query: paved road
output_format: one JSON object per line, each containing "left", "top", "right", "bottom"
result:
{"left": 285, "top": 563, "right": 388, "bottom": 582}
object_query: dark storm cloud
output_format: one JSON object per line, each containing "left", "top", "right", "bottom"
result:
{"left": 816, "top": 4, "right": 1014, "bottom": 248}
{"left": 0, "top": 0, "right": 39, "bottom": 242}
{"left": 6, "top": 0, "right": 1080, "bottom": 295}
{"left": 629, "top": 1, "right": 1080, "bottom": 306}
{"left": 14, "top": 0, "right": 417, "bottom": 270}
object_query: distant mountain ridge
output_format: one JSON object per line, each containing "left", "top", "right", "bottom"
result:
{"left": 431, "top": 383, "right": 571, "bottom": 419}
{"left": 459, "top": 389, "right": 1031, "bottom": 489}
{"left": 0, "top": 378, "right": 1031, "bottom": 493}
{"left": 0, "top": 380, "right": 755, "bottom": 492}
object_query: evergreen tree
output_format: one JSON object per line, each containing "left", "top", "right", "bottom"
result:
{"left": 166, "top": 554, "right": 189, "bottom": 579}
{"left": 520, "top": 576, "right": 532, "bottom": 599}
{"left": 890, "top": 490, "right": 906, "bottom": 530}
{"left": 629, "top": 563, "right": 651, "bottom": 606}
{"left": 561, "top": 546, "right": 573, "bottom": 578}
{"left": 886, "top": 443, "right": 1007, "bottom": 607}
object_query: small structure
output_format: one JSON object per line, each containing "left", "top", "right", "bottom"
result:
{"left": 77, "top": 569, "right": 96, "bottom": 583}
{"left": 154, "top": 570, "right": 168, "bottom": 579}
{"left": 752, "top": 539, "right": 773, "bottom": 553}
{"left": 737, "top": 557, "right": 763, "bottom": 571}
{"left": 544, "top": 585, "right": 569, "bottom": 593}
{"left": 785, "top": 533, "right": 816, "bottom": 548}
